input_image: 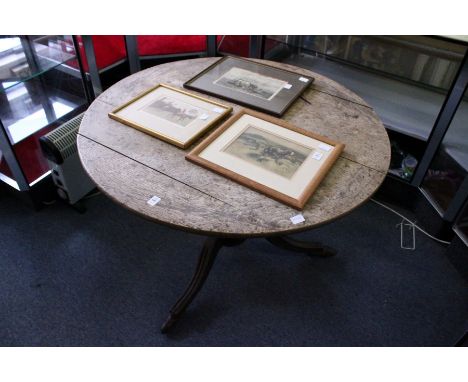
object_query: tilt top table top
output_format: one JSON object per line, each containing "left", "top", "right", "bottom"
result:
{"left": 77, "top": 57, "right": 391, "bottom": 238}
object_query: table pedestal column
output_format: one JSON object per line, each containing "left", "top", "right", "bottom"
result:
{"left": 161, "top": 237, "right": 245, "bottom": 333}
{"left": 161, "top": 235, "right": 336, "bottom": 333}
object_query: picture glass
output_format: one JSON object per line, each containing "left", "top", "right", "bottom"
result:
{"left": 141, "top": 96, "right": 204, "bottom": 128}
{"left": 222, "top": 124, "right": 311, "bottom": 179}
{"left": 184, "top": 56, "right": 314, "bottom": 116}
{"left": 196, "top": 113, "right": 338, "bottom": 200}
{"left": 213, "top": 67, "right": 288, "bottom": 101}
{"left": 109, "top": 85, "right": 231, "bottom": 148}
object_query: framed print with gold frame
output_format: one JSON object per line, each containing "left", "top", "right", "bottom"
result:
{"left": 183, "top": 56, "right": 314, "bottom": 117}
{"left": 108, "top": 84, "right": 232, "bottom": 149}
{"left": 186, "top": 109, "right": 345, "bottom": 210}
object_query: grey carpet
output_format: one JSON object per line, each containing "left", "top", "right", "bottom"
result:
{"left": 0, "top": 187, "right": 467, "bottom": 346}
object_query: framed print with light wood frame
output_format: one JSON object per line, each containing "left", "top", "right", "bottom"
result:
{"left": 186, "top": 109, "right": 345, "bottom": 209}
{"left": 108, "top": 84, "right": 232, "bottom": 149}
{"left": 183, "top": 56, "right": 314, "bottom": 117}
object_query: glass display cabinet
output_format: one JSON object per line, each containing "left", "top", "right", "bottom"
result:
{"left": 0, "top": 35, "right": 89, "bottom": 204}
{"left": 261, "top": 36, "right": 468, "bottom": 184}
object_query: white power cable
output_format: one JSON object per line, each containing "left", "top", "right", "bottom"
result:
{"left": 370, "top": 198, "right": 451, "bottom": 245}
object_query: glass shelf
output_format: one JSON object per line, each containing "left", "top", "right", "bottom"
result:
{"left": 0, "top": 35, "right": 77, "bottom": 93}
{"left": 264, "top": 36, "right": 467, "bottom": 141}
{"left": 0, "top": 79, "right": 87, "bottom": 185}
{"left": 0, "top": 35, "right": 88, "bottom": 192}
{"left": 1, "top": 68, "right": 87, "bottom": 145}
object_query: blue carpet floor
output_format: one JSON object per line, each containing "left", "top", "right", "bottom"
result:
{"left": 0, "top": 187, "right": 467, "bottom": 346}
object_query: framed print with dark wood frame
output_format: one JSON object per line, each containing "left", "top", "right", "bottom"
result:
{"left": 183, "top": 56, "right": 314, "bottom": 117}
{"left": 186, "top": 109, "right": 345, "bottom": 209}
{"left": 108, "top": 84, "right": 232, "bottom": 149}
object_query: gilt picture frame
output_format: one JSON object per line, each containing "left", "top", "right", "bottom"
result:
{"left": 183, "top": 56, "right": 314, "bottom": 117}
{"left": 108, "top": 84, "right": 232, "bottom": 149}
{"left": 186, "top": 109, "right": 345, "bottom": 209}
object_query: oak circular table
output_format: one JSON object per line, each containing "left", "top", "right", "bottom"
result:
{"left": 77, "top": 57, "right": 391, "bottom": 333}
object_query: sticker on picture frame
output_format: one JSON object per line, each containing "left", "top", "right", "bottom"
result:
{"left": 183, "top": 56, "right": 314, "bottom": 117}
{"left": 108, "top": 84, "right": 232, "bottom": 149}
{"left": 186, "top": 109, "right": 345, "bottom": 209}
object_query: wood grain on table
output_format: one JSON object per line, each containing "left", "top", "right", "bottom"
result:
{"left": 78, "top": 57, "right": 391, "bottom": 237}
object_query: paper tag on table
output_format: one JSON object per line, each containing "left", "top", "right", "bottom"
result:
{"left": 290, "top": 214, "right": 305, "bottom": 224}
{"left": 312, "top": 152, "right": 323, "bottom": 161}
{"left": 212, "top": 107, "right": 224, "bottom": 113}
{"left": 299, "top": 77, "right": 309, "bottom": 83}
{"left": 199, "top": 114, "right": 209, "bottom": 120}
{"left": 283, "top": 83, "right": 292, "bottom": 89}
{"left": 318, "top": 143, "right": 332, "bottom": 152}
{"left": 147, "top": 196, "right": 161, "bottom": 206}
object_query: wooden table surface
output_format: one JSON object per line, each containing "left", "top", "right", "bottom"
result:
{"left": 77, "top": 57, "right": 391, "bottom": 237}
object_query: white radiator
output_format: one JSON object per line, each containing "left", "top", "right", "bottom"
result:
{"left": 40, "top": 113, "right": 95, "bottom": 204}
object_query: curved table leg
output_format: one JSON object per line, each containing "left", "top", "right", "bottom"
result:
{"left": 161, "top": 237, "right": 244, "bottom": 333}
{"left": 266, "top": 236, "right": 336, "bottom": 257}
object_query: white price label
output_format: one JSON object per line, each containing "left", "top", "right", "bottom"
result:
{"left": 283, "top": 83, "right": 292, "bottom": 89}
{"left": 318, "top": 143, "right": 332, "bottom": 152}
{"left": 147, "top": 196, "right": 161, "bottom": 206}
{"left": 312, "top": 152, "right": 323, "bottom": 161}
{"left": 290, "top": 214, "right": 305, "bottom": 224}
{"left": 212, "top": 107, "right": 225, "bottom": 113}
{"left": 299, "top": 77, "right": 309, "bottom": 83}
